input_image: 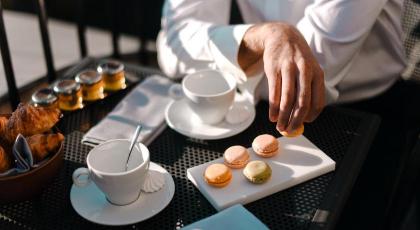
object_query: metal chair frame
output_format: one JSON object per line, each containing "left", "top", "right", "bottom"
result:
{"left": 0, "top": 0, "right": 136, "bottom": 110}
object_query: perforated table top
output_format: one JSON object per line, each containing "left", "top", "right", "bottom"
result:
{"left": 0, "top": 59, "right": 380, "bottom": 230}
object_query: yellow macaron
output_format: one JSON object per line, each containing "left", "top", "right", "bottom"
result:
{"left": 280, "top": 124, "right": 304, "bottom": 137}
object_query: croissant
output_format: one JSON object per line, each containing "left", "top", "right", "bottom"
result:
{"left": 27, "top": 133, "right": 64, "bottom": 163}
{"left": 0, "top": 116, "right": 7, "bottom": 136}
{"left": 0, "top": 145, "right": 11, "bottom": 173}
{"left": 5, "top": 103, "right": 61, "bottom": 143}
{"left": 0, "top": 117, "right": 11, "bottom": 155}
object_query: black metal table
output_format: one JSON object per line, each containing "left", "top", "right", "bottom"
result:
{"left": 0, "top": 59, "right": 380, "bottom": 230}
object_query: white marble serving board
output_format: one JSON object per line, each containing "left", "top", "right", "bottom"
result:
{"left": 187, "top": 135, "right": 335, "bottom": 211}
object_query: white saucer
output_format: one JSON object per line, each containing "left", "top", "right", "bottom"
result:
{"left": 165, "top": 94, "right": 256, "bottom": 140}
{"left": 70, "top": 162, "right": 175, "bottom": 226}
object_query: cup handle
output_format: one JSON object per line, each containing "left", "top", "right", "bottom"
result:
{"left": 168, "top": 83, "right": 184, "bottom": 100}
{"left": 72, "top": 167, "right": 91, "bottom": 187}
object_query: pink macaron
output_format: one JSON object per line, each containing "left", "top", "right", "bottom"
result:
{"left": 223, "top": 145, "right": 250, "bottom": 169}
{"left": 252, "top": 134, "right": 280, "bottom": 158}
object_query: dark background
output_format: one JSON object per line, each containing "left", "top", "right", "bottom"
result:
{"left": 3, "top": 0, "right": 165, "bottom": 41}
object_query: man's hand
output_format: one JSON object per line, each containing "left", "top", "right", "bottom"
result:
{"left": 238, "top": 22, "right": 325, "bottom": 133}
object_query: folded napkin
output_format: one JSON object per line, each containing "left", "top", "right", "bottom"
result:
{"left": 13, "top": 134, "right": 34, "bottom": 171}
{"left": 182, "top": 204, "right": 269, "bottom": 230}
{"left": 0, "top": 134, "right": 48, "bottom": 177}
{"left": 82, "top": 75, "right": 174, "bottom": 147}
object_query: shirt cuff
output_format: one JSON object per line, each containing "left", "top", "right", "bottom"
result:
{"left": 208, "top": 24, "right": 253, "bottom": 83}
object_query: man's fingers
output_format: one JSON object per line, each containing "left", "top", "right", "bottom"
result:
{"left": 268, "top": 71, "right": 282, "bottom": 122}
{"left": 288, "top": 60, "right": 311, "bottom": 131}
{"left": 264, "top": 57, "right": 282, "bottom": 123}
{"left": 277, "top": 62, "right": 297, "bottom": 131}
{"left": 305, "top": 68, "right": 325, "bottom": 122}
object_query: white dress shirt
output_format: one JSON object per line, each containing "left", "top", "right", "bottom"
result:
{"left": 157, "top": 0, "right": 406, "bottom": 104}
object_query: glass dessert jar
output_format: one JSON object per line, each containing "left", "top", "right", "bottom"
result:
{"left": 75, "top": 70, "right": 104, "bottom": 101}
{"left": 97, "top": 60, "right": 126, "bottom": 91}
{"left": 53, "top": 79, "right": 83, "bottom": 111}
{"left": 31, "top": 88, "right": 58, "bottom": 109}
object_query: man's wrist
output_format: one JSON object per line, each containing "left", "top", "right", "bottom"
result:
{"left": 238, "top": 24, "right": 265, "bottom": 75}
{"left": 242, "top": 25, "right": 265, "bottom": 54}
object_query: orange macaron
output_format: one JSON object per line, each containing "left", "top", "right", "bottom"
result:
{"left": 204, "top": 163, "right": 232, "bottom": 188}
{"left": 223, "top": 145, "right": 250, "bottom": 169}
{"left": 280, "top": 124, "right": 304, "bottom": 137}
{"left": 252, "top": 134, "right": 280, "bottom": 158}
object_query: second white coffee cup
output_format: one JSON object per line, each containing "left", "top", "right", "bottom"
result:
{"left": 182, "top": 69, "right": 237, "bottom": 125}
{"left": 72, "top": 139, "right": 150, "bottom": 206}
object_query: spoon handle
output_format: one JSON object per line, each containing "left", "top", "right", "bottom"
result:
{"left": 126, "top": 125, "right": 142, "bottom": 171}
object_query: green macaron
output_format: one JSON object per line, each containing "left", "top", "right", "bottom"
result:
{"left": 243, "top": 160, "right": 272, "bottom": 184}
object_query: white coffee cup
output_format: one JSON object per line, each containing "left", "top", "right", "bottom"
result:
{"left": 72, "top": 139, "right": 150, "bottom": 206}
{"left": 182, "top": 69, "right": 237, "bottom": 125}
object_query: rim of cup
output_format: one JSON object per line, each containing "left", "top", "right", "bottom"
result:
{"left": 86, "top": 139, "right": 150, "bottom": 176}
{"left": 182, "top": 69, "right": 237, "bottom": 98}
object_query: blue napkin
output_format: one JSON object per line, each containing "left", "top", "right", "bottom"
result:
{"left": 0, "top": 134, "right": 46, "bottom": 177}
{"left": 13, "top": 134, "right": 34, "bottom": 171}
{"left": 182, "top": 204, "right": 269, "bottom": 230}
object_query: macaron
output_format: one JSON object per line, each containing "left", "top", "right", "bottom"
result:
{"left": 204, "top": 163, "right": 232, "bottom": 188}
{"left": 223, "top": 145, "right": 250, "bottom": 169}
{"left": 252, "top": 134, "right": 279, "bottom": 158}
{"left": 280, "top": 124, "right": 304, "bottom": 137}
{"left": 243, "top": 160, "right": 272, "bottom": 184}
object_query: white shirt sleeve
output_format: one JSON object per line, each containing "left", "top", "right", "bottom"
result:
{"left": 296, "top": 0, "right": 388, "bottom": 103}
{"left": 157, "top": 0, "right": 252, "bottom": 82}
